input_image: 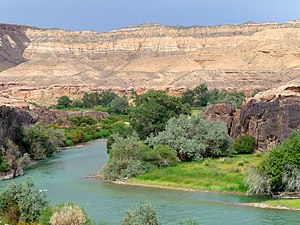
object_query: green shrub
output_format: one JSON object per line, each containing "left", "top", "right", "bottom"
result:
{"left": 22, "top": 123, "right": 65, "bottom": 160}
{"left": 0, "top": 156, "right": 9, "bottom": 172}
{"left": 0, "top": 178, "right": 49, "bottom": 224}
{"left": 146, "top": 114, "right": 232, "bottom": 161}
{"left": 122, "top": 202, "right": 160, "bottom": 225}
{"left": 101, "top": 135, "right": 147, "bottom": 180}
{"left": 233, "top": 135, "right": 256, "bottom": 154}
{"left": 69, "top": 116, "right": 98, "bottom": 126}
{"left": 57, "top": 96, "right": 72, "bottom": 108}
{"left": 65, "top": 139, "right": 74, "bottom": 146}
{"left": 39, "top": 206, "right": 53, "bottom": 225}
{"left": 139, "top": 144, "right": 178, "bottom": 167}
{"left": 96, "top": 130, "right": 111, "bottom": 138}
{"left": 72, "top": 100, "right": 84, "bottom": 108}
{"left": 247, "top": 132, "right": 300, "bottom": 194}
{"left": 109, "top": 97, "right": 130, "bottom": 114}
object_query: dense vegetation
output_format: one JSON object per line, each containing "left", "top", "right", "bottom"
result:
{"left": 233, "top": 135, "right": 256, "bottom": 154}
{"left": 55, "top": 91, "right": 130, "bottom": 114}
{"left": 181, "top": 84, "right": 245, "bottom": 108}
{"left": 146, "top": 114, "right": 232, "bottom": 161}
{"left": 130, "top": 90, "right": 190, "bottom": 139}
{"left": 101, "top": 134, "right": 178, "bottom": 180}
{"left": 0, "top": 178, "right": 48, "bottom": 224}
{"left": 245, "top": 132, "right": 300, "bottom": 195}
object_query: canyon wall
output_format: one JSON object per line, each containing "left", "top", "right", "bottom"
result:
{"left": 0, "top": 21, "right": 300, "bottom": 105}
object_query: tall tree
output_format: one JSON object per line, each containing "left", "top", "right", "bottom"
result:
{"left": 130, "top": 90, "right": 190, "bottom": 139}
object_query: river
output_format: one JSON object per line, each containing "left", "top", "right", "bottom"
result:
{"left": 0, "top": 140, "right": 299, "bottom": 225}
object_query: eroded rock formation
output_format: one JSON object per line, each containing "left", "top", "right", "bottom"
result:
{"left": 0, "top": 20, "right": 300, "bottom": 105}
{"left": 205, "top": 94, "right": 300, "bottom": 150}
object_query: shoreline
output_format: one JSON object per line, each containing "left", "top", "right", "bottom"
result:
{"left": 111, "top": 179, "right": 247, "bottom": 196}
{"left": 92, "top": 176, "right": 300, "bottom": 211}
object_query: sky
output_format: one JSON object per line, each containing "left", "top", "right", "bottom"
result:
{"left": 1, "top": 0, "right": 300, "bottom": 32}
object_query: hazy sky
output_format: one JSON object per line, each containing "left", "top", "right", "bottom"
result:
{"left": 1, "top": 0, "right": 299, "bottom": 32}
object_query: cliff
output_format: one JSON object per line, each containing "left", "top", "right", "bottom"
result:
{"left": 205, "top": 83, "right": 300, "bottom": 150}
{"left": 0, "top": 20, "right": 300, "bottom": 105}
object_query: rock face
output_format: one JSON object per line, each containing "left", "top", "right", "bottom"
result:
{"left": 205, "top": 95, "right": 300, "bottom": 150}
{"left": 237, "top": 96, "right": 300, "bottom": 150}
{"left": 33, "top": 108, "right": 109, "bottom": 126}
{"left": 0, "top": 20, "right": 300, "bottom": 105}
{"left": 0, "top": 105, "right": 38, "bottom": 146}
{"left": 0, "top": 24, "right": 30, "bottom": 71}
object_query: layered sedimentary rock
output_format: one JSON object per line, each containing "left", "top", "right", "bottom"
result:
{"left": 0, "top": 20, "right": 300, "bottom": 105}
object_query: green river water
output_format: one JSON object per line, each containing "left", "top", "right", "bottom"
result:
{"left": 0, "top": 140, "right": 299, "bottom": 225}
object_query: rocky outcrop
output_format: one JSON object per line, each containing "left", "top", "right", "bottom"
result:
{"left": 0, "top": 20, "right": 300, "bottom": 105}
{"left": 33, "top": 108, "right": 109, "bottom": 126}
{"left": 237, "top": 96, "right": 300, "bottom": 150}
{"left": 0, "top": 105, "right": 38, "bottom": 146}
{"left": 205, "top": 95, "right": 300, "bottom": 150}
{"left": 0, "top": 24, "right": 30, "bottom": 71}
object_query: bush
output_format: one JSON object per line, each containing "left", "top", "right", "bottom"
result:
{"left": 122, "top": 202, "right": 161, "bottom": 225}
{"left": 69, "top": 116, "right": 98, "bottom": 126}
{"left": 247, "top": 132, "right": 300, "bottom": 194}
{"left": 244, "top": 168, "right": 271, "bottom": 195}
{"left": 0, "top": 156, "right": 9, "bottom": 172}
{"left": 0, "top": 178, "right": 49, "bottom": 224}
{"left": 109, "top": 97, "right": 130, "bottom": 114}
{"left": 22, "top": 124, "right": 65, "bottom": 160}
{"left": 49, "top": 203, "right": 93, "bottom": 225}
{"left": 57, "top": 96, "right": 72, "bottom": 108}
{"left": 146, "top": 114, "right": 232, "bottom": 161}
{"left": 233, "top": 135, "right": 256, "bottom": 154}
{"left": 101, "top": 135, "right": 147, "bottom": 180}
{"left": 139, "top": 144, "right": 178, "bottom": 167}
{"left": 72, "top": 100, "right": 84, "bottom": 108}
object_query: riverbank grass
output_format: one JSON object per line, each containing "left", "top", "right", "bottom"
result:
{"left": 131, "top": 154, "right": 265, "bottom": 193}
{"left": 261, "top": 199, "right": 300, "bottom": 210}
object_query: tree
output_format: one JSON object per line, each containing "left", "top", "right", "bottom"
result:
{"left": 99, "top": 91, "right": 118, "bottom": 107}
{"left": 146, "top": 114, "right": 232, "bottom": 161}
{"left": 130, "top": 90, "right": 190, "bottom": 139}
{"left": 82, "top": 93, "right": 101, "bottom": 108}
{"left": 122, "top": 202, "right": 161, "bottom": 225}
{"left": 181, "top": 89, "right": 195, "bottom": 106}
{"left": 72, "top": 100, "right": 84, "bottom": 108}
{"left": 0, "top": 177, "right": 49, "bottom": 224}
{"left": 194, "top": 84, "right": 209, "bottom": 107}
{"left": 101, "top": 134, "right": 147, "bottom": 180}
{"left": 110, "top": 97, "right": 130, "bottom": 114}
{"left": 57, "top": 96, "right": 72, "bottom": 108}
